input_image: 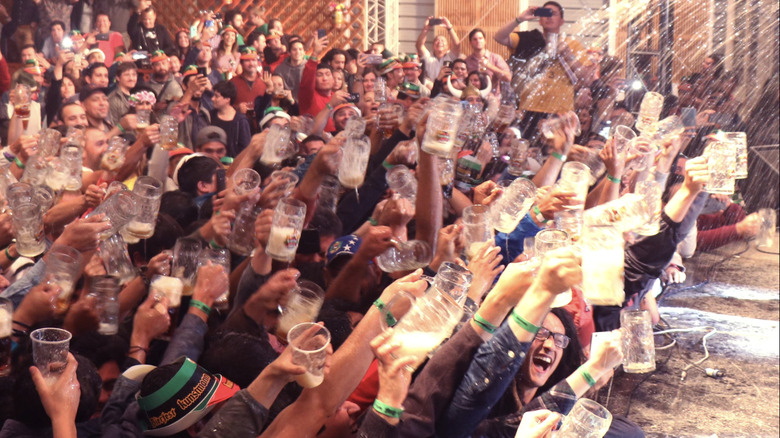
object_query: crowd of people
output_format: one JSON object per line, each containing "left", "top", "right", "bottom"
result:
{"left": 0, "top": 0, "right": 774, "bottom": 437}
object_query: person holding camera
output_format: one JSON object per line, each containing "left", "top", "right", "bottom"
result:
{"left": 494, "top": 2, "right": 595, "bottom": 143}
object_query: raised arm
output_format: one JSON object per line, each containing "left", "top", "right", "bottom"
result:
{"left": 495, "top": 7, "right": 537, "bottom": 48}
{"left": 260, "top": 272, "right": 428, "bottom": 438}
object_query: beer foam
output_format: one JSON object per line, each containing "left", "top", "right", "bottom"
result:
{"left": 0, "top": 308, "right": 11, "bottom": 338}
{"left": 151, "top": 276, "right": 183, "bottom": 307}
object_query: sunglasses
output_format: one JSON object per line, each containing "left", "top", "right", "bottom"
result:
{"left": 535, "top": 327, "right": 570, "bottom": 349}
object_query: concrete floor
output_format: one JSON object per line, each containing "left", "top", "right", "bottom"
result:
{"left": 595, "top": 234, "right": 780, "bottom": 437}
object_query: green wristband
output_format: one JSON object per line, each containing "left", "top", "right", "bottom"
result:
{"left": 209, "top": 239, "right": 223, "bottom": 249}
{"left": 373, "top": 399, "right": 404, "bottom": 419}
{"left": 533, "top": 205, "right": 549, "bottom": 225}
{"left": 511, "top": 309, "right": 540, "bottom": 333}
{"left": 190, "top": 299, "right": 211, "bottom": 315}
{"left": 5, "top": 246, "right": 17, "bottom": 261}
{"left": 473, "top": 313, "right": 498, "bottom": 334}
{"left": 373, "top": 299, "right": 397, "bottom": 327}
{"left": 13, "top": 156, "right": 24, "bottom": 169}
{"left": 117, "top": 123, "right": 125, "bottom": 133}
{"left": 581, "top": 368, "right": 597, "bottom": 387}
{"left": 382, "top": 160, "right": 394, "bottom": 170}
{"left": 550, "top": 151, "right": 566, "bottom": 162}
{"left": 368, "top": 217, "right": 378, "bottom": 226}
{"left": 606, "top": 174, "right": 621, "bottom": 184}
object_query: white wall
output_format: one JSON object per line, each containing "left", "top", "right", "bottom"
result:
{"left": 398, "top": 0, "right": 436, "bottom": 55}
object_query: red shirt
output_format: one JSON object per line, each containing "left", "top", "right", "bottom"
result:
{"left": 230, "top": 74, "right": 267, "bottom": 109}
{"left": 298, "top": 59, "right": 335, "bottom": 132}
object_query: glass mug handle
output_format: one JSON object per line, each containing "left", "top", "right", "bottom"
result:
{"left": 378, "top": 290, "right": 417, "bottom": 331}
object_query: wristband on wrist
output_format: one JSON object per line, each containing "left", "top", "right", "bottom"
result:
{"left": 13, "top": 156, "right": 24, "bottom": 169}
{"left": 5, "top": 246, "right": 17, "bottom": 261}
{"left": 117, "top": 123, "right": 125, "bottom": 133}
{"left": 368, "top": 217, "right": 378, "bottom": 226}
{"left": 373, "top": 399, "right": 404, "bottom": 419}
{"left": 12, "top": 320, "right": 31, "bottom": 331}
{"left": 209, "top": 238, "right": 223, "bottom": 249}
{"left": 373, "top": 299, "right": 397, "bottom": 327}
{"left": 473, "top": 313, "right": 498, "bottom": 334}
{"left": 550, "top": 151, "right": 566, "bottom": 162}
{"left": 190, "top": 299, "right": 211, "bottom": 315}
{"left": 516, "top": 16, "right": 522, "bottom": 24}
{"left": 382, "top": 160, "right": 394, "bottom": 170}
{"left": 511, "top": 308, "right": 540, "bottom": 333}
{"left": 580, "top": 368, "right": 597, "bottom": 387}
{"left": 532, "top": 205, "right": 549, "bottom": 225}
{"left": 326, "top": 103, "right": 333, "bottom": 110}
{"left": 606, "top": 174, "right": 621, "bottom": 184}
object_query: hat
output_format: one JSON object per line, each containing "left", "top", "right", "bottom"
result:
{"left": 131, "top": 357, "right": 240, "bottom": 436}
{"left": 326, "top": 234, "right": 362, "bottom": 266}
{"left": 401, "top": 54, "right": 420, "bottom": 69}
{"left": 23, "top": 59, "right": 43, "bottom": 75}
{"left": 398, "top": 82, "right": 422, "bottom": 99}
{"left": 331, "top": 103, "right": 361, "bottom": 119}
{"left": 69, "top": 30, "right": 84, "bottom": 42}
{"left": 114, "top": 51, "right": 127, "bottom": 62}
{"left": 181, "top": 65, "right": 198, "bottom": 79}
{"left": 169, "top": 145, "right": 194, "bottom": 159}
{"left": 150, "top": 50, "right": 168, "bottom": 64}
{"left": 195, "top": 126, "right": 227, "bottom": 149}
{"left": 378, "top": 59, "right": 400, "bottom": 76}
{"left": 87, "top": 48, "right": 106, "bottom": 61}
{"left": 266, "top": 30, "right": 282, "bottom": 40}
{"left": 259, "top": 108, "right": 291, "bottom": 129}
{"left": 239, "top": 46, "right": 258, "bottom": 61}
{"left": 129, "top": 86, "right": 157, "bottom": 106}
{"left": 79, "top": 86, "right": 108, "bottom": 102}
{"left": 220, "top": 24, "right": 238, "bottom": 35}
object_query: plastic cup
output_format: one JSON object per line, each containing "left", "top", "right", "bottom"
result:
{"left": 287, "top": 323, "right": 331, "bottom": 388}
{"left": 30, "top": 328, "right": 72, "bottom": 381}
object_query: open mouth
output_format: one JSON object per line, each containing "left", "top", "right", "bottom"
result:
{"left": 532, "top": 354, "right": 553, "bottom": 373}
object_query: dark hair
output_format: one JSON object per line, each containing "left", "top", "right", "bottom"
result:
{"left": 538, "top": 308, "right": 584, "bottom": 394}
{"left": 707, "top": 53, "right": 724, "bottom": 78}
{"left": 20, "top": 44, "right": 35, "bottom": 52}
{"left": 159, "top": 190, "right": 199, "bottom": 231}
{"left": 12, "top": 353, "right": 101, "bottom": 428}
{"left": 84, "top": 62, "right": 109, "bottom": 80}
{"left": 57, "top": 101, "right": 83, "bottom": 122}
{"left": 467, "top": 71, "right": 489, "bottom": 89}
{"left": 247, "top": 30, "right": 265, "bottom": 46}
{"left": 115, "top": 61, "right": 138, "bottom": 77}
{"left": 50, "top": 20, "right": 65, "bottom": 31}
{"left": 127, "top": 213, "right": 184, "bottom": 262}
{"left": 316, "top": 62, "right": 334, "bottom": 72}
{"left": 322, "top": 48, "right": 346, "bottom": 65}
{"left": 287, "top": 38, "right": 304, "bottom": 51}
{"left": 224, "top": 9, "right": 242, "bottom": 25}
{"left": 468, "top": 28, "right": 485, "bottom": 41}
{"left": 213, "top": 80, "right": 237, "bottom": 105}
{"left": 177, "top": 156, "right": 219, "bottom": 195}
{"left": 543, "top": 1, "right": 565, "bottom": 19}
{"left": 452, "top": 58, "right": 468, "bottom": 69}
{"left": 71, "top": 332, "right": 129, "bottom": 369}
{"left": 310, "top": 206, "right": 343, "bottom": 238}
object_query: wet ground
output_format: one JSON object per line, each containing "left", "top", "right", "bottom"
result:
{"left": 596, "top": 233, "right": 780, "bottom": 437}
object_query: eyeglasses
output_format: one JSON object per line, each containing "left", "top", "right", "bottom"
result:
{"left": 535, "top": 327, "right": 570, "bottom": 349}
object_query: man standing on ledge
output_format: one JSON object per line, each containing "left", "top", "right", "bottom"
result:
{"left": 494, "top": 1, "right": 595, "bottom": 140}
